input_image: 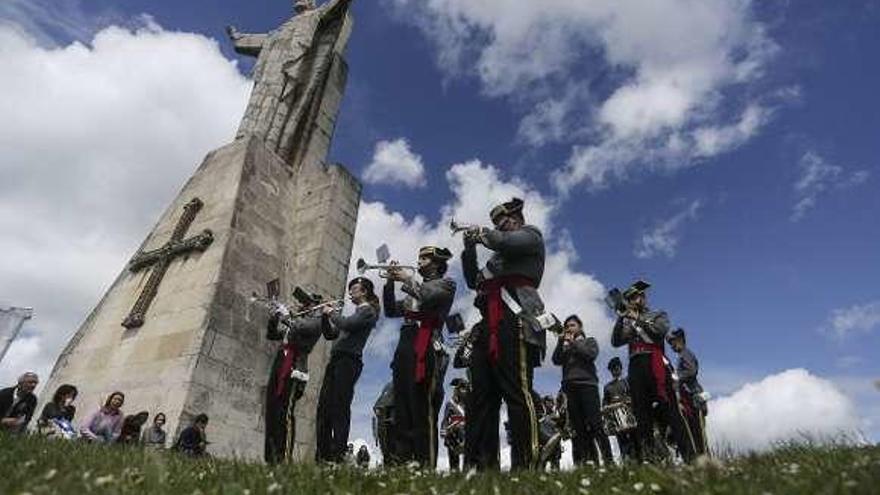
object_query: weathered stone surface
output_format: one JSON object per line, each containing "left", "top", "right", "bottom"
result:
{"left": 40, "top": 5, "right": 360, "bottom": 462}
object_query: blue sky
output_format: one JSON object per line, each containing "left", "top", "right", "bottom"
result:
{"left": 1, "top": 0, "right": 878, "bottom": 457}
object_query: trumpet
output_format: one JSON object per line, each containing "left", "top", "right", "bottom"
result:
{"left": 449, "top": 218, "right": 480, "bottom": 236}
{"left": 249, "top": 293, "right": 344, "bottom": 318}
{"left": 356, "top": 258, "right": 416, "bottom": 279}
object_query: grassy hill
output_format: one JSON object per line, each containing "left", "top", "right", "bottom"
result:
{"left": 1, "top": 433, "right": 876, "bottom": 494}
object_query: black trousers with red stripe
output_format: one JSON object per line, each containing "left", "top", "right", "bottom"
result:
{"left": 465, "top": 318, "right": 541, "bottom": 471}
{"left": 391, "top": 326, "right": 438, "bottom": 467}
{"left": 628, "top": 354, "right": 696, "bottom": 463}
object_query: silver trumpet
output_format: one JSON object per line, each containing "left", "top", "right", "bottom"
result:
{"left": 449, "top": 218, "right": 481, "bottom": 236}
{"left": 356, "top": 258, "right": 416, "bottom": 279}
{"left": 249, "top": 293, "right": 344, "bottom": 318}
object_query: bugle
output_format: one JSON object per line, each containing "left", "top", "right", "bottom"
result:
{"left": 355, "top": 258, "right": 416, "bottom": 279}
{"left": 449, "top": 218, "right": 480, "bottom": 236}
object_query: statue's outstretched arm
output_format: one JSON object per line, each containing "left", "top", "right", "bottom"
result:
{"left": 226, "top": 25, "right": 267, "bottom": 57}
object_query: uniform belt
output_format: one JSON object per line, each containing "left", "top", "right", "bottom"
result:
{"left": 478, "top": 275, "right": 535, "bottom": 366}
{"left": 629, "top": 342, "right": 670, "bottom": 402}
{"left": 275, "top": 342, "right": 298, "bottom": 398}
{"left": 404, "top": 310, "right": 441, "bottom": 383}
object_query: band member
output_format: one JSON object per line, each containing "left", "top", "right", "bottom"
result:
{"left": 441, "top": 378, "right": 468, "bottom": 471}
{"left": 384, "top": 246, "right": 456, "bottom": 467}
{"left": 372, "top": 382, "right": 395, "bottom": 464}
{"left": 552, "top": 315, "right": 612, "bottom": 466}
{"left": 667, "top": 328, "right": 709, "bottom": 456}
{"left": 264, "top": 290, "right": 326, "bottom": 464}
{"left": 611, "top": 281, "right": 696, "bottom": 463}
{"left": 603, "top": 357, "right": 635, "bottom": 461}
{"left": 460, "top": 197, "right": 549, "bottom": 470}
{"left": 315, "top": 277, "right": 380, "bottom": 463}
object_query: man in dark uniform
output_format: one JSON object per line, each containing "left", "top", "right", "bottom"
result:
{"left": 611, "top": 281, "right": 696, "bottom": 463}
{"left": 460, "top": 197, "right": 552, "bottom": 470}
{"left": 263, "top": 290, "right": 327, "bottom": 464}
{"left": 384, "top": 246, "right": 456, "bottom": 468}
{"left": 667, "top": 328, "right": 709, "bottom": 456}
{"left": 372, "top": 381, "right": 395, "bottom": 464}
{"left": 552, "top": 315, "right": 612, "bottom": 466}
{"left": 315, "top": 277, "right": 380, "bottom": 463}
{"left": 603, "top": 357, "right": 635, "bottom": 462}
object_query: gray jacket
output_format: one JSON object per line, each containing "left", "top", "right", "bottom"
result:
{"left": 323, "top": 303, "right": 379, "bottom": 358}
{"left": 611, "top": 308, "right": 670, "bottom": 356}
{"left": 268, "top": 313, "right": 324, "bottom": 374}
{"left": 551, "top": 333, "right": 599, "bottom": 386}
{"left": 462, "top": 224, "right": 547, "bottom": 352}
{"left": 384, "top": 276, "right": 456, "bottom": 323}
{"left": 603, "top": 378, "right": 630, "bottom": 405}
{"left": 676, "top": 347, "right": 703, "bottom": 394}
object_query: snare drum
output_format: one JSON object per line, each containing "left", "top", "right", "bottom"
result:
{"left": 601, "top": 401, "right": 637, "bottom": 436}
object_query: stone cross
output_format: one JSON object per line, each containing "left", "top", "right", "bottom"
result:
{"left": 122, "top": 198, "right": 214, "bottom": 329}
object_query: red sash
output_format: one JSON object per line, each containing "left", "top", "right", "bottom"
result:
{"left": 629, "top": 341, "right": 669, "bottom": 402}
{"left": 478, "top": 276, "right": 535, "bottom": 366}
{"left": 274, "top": 342, "right": 299, "bottom": 398}
{"left": 405, "top": 311, "right": 441, "bottom": 383}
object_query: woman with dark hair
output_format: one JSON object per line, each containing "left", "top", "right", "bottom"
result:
{"left": 118, "top": 411, "right": 150, "bottom": 445}
{"left": 315, "top": 277, "right": 379, "bottom": 463}
{"left": 37, "top": 384, "right": 78, "bottom": 436}
{"left": 141, "top": 412, "right": 167, "bottom": 449}
{"left": 80, "top": 391, "right": 125, "bottom": 443}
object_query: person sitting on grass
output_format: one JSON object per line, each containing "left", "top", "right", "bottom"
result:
{"left": 37, "top": 384, "right": 78, "bottom": 438}
{"left": 0, "top": 372, "right": 39, "bottom": 434}
{"left": 141, "top": 412, "right": 167, "bottom": 449}
{"left": 118, "top": 411, "right": 150, "bottom": 445}
{"left": 80, "top": 391, "right": 125, "bottom": 443}
{"left": 174, "top": 414, "right": 209, "bottom": 457}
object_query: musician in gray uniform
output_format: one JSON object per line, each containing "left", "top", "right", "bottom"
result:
{"left": 667, "top": 328, "right": 709, "bottom": 456}
{"left": 603, "top": 357, "right": 635, "bottom": 462}
{"left": 611, "top": 280, "right": 696, "bottom": 463}
{"left": 385, "top": 246, "right": 456, "bottom": 468}
{"left": 315, "top": 277, "right": 380, "bottom": 463}
{"left": 460, "top": 197, "right": 551, "bottom": 470}
{"left": 551, "top": 315, "right": 612, "bottom": 466}
{"left": 441, "top": 378, "right": 469, "bottom": 471}
{"left": 264, "top": 291, "right": 327, "bottom": 463}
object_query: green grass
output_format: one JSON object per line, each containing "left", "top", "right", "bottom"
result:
{"left": 1, "top": 433, "right": 877, "bottom": 494}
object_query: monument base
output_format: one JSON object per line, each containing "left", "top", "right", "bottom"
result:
{"left": 42, "top": 135, "right": 360, "bottom": 460}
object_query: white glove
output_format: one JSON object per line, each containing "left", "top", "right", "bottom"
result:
{"left": 273, "top": 302, "right": 290, "bottom": 319}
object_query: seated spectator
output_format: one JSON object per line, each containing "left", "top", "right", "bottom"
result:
{"left": 118, "top": 411, "right": 150, "bottom": 445}
{"left": 80, "top": 391, "right": 125, "bottom": 443}
{"left": 37, "top": 384, "right": 78, "bottom": 438}
{"left": 174, "top": 414, "right": 209, "bottom": 457}
{"left": 141, "top": 412, "right": 167, "bottom": 449}
{"left": 0, "top": 372, "right": 39, "bottom": 434}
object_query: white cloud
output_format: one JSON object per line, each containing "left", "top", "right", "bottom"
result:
{"left": 633, "top": 199, "right": 702, "bottom": 259}
{"left": 362, "top": 138, "right": 428, "bottom": 188}
{"left": 0, "top": 22, "right": 250, "bottom": 385}
{"left": 387, "top": 0, "right": 780, "bottom": 192}
{"left": 707, "top": 369, "right": 862, "bottom": 453}
{"left": 791, "top": 151, "right": 870, "bottom": 222}
{"left": 826, "top": 300, "right": 880, "bottom": 338}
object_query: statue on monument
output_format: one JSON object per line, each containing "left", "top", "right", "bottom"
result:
{"left": 226, "top": 0, "right": 354, "bottom": 168}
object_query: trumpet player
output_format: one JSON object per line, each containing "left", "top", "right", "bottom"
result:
{"left": 263, "top": 289, "right": 331, "bottom": 464}
{"left": 460, "top": 197, "right": 549, "bottom": 471}
{"left": 384, "top": 246, "right": 456, "bottom": 468}
{"left": 315, "top": 277, "right": 380, "bottom": 464}
{"left": 610, "top": 280, "right": 696, "bottom": 463}
{"left": 551, "top": 315, "right": 613, "bottom": 466}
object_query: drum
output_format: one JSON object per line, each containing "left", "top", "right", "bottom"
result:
{"left": 601, "top": 401, "right": 637, "bottom": 436}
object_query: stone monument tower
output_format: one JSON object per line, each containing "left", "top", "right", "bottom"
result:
{"left": 41, "top": 0, "right": 359, "bottom": 460}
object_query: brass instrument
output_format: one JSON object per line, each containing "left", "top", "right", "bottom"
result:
{"left": 249, "top": 293, "right": 343, "bottom": 319}
{"left": 355, "top": 258, "right": 416, "bottom": 279}
{"left": 449, "top": 218, "right": 481, "bottom": 236}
